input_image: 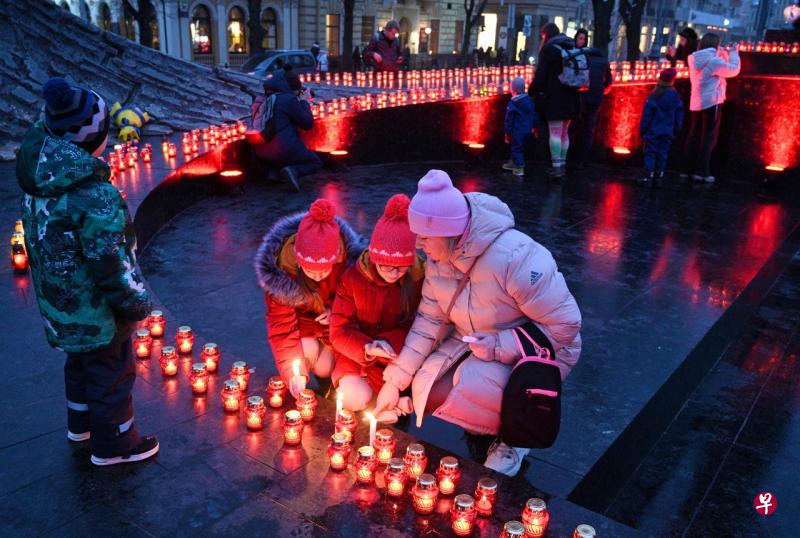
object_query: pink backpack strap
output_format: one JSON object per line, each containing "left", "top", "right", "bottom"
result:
{"left": 515, "top": 326, "right": 551, "bottom": 360}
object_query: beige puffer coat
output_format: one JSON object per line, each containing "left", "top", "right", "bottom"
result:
{"left": 382, "top": 193, "right": 582, "bottom": 434}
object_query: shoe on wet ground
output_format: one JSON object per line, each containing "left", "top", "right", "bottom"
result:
{"left": 91, "top": 436, "right": 159, "bottom": 466}
{"left": 67, "top": 430, "right": 90, "bottom": 442}
{"left": 501, "top": 160, "right": 516, "bottom": 171}
{"left": 512, "top": 166, "right": 525, "bottom": 176}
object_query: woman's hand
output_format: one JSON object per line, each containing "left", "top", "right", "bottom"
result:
{"left": 315, "top": 308, "right": 331, "bottom": 326}
{"left": 374, "top": 382, "right": 400, "bottom": 416}
{"left": 467, "top": 332, "right": 497, "bottom": 361}
{"left": 365, "top": 340, "right": 397, "bottom": 362}
{"left": 288, "top": 375, "right": 307, "bottom": 398}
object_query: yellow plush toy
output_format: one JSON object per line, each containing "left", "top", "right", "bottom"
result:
{"left": 110, "top": 101, "right": 151, "bottom": 141}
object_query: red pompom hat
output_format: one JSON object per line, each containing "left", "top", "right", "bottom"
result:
{"left": 295, "top": 199, "right": 341, "bottom": 271}
{"left": 369, "top": 194, "right": 416, "bottom": 267}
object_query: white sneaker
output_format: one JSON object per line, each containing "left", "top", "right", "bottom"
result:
{"left": 67, "top": 430, "right": 90, "bottom": 442}
{"left": 703, "top": 175, "right": 716, "bottom": 183}
{"left": 483, "top": 441, "right": 530, "bottom": 476}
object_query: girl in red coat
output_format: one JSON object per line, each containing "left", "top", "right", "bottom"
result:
{"left": 330, "top": 194, "right": 424, "bottom": 412}
{"left": 256, "top": 199, "right": 364, "bottom": 397}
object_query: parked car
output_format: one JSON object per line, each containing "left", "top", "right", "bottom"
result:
{"left": 241, "top": 50, "right": 317, "bottom": 79}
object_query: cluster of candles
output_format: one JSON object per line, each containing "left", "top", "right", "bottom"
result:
{"left": 105, "top": 141, "right": 146, "bottom": 173}
{"left": 158, "top": 122, "right": 248, "bottom": 161}
{"left": 10, "top": 220, "right": 28, "bottom": 272}
{"left": 300, "top": 66, "right": 535, "bottom": 91}
{"left": 609, "top": 59, "right": 690, "bottom": 83}
{"left": 738, "top": 41, "right": 800, "bottom": 54}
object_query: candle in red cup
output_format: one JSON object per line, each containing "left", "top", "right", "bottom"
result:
{"left": 221, "top": 379, "right": 243, "bottom": 412}
{"left": 412, "top": 474, "right": 439, "bottom": 515}
{"left": 142, "top": 149, "right": 152, "bottom": 162}
{"left": 451, "top": 494, "right": 477, "bottom": 536}
{"left": 404, "top": 443, "right": 427, "bottom": 479}
{"left": 283, "top": 409, "right": 303, "bottom": 445}
{"left": 474, "top": 477, "right": 498, "bottom": 517}
{"left": 373, "top": 429, "right": 396, "bottom": 465}
{"left": 245, "top": 395, "right": 267, "bottom": 430}
{"left": 148, "top": 310, "right": 165, "bottom": 338}
{"left": 335, "top": 409, "right": 357, "bottom": 443}
{"left": 190, "top": 362, "right": 209, "bottom": 394}
{"left": 436, "top": 456, "right": 461, "bottom": 496}
{"left": 229, "top": 361, "right": 250, "bottom": 391}
{"left": 327, "top": 432, "right": 351, "bottom": 471}
{"left": 384, "top": 458, "right": 407, "bottom": 497}
{"left": 573, "top": 524, "right": 596, "bottom": 538}
{"left": 295, "top": 388, "right": 317, "bottom": 422}
{"left": 355, "top": 445, "right": 378, "bottom": 484}
{"left": 201, "top": 343, "right": 220, "bottom": 372}
{"left": 266, "top": 376, "right": 286, "bottom": 408}
{"left": 168, "top": 143, "right": 177, "bottom": 157}
{"left": 521, "top": 498, "right": 550, "bottom": 537}
{"left": 134, "top": 328, "right": 152, "bottom": 358}
{"left": 11, "top": 244, "right": 28, "bottom": 272}
{"left": 159, "top": 346, "right": 178, "bottom": 376}
{"left": 501, "top": 521, "right": 526, "bottom": 538}
{"left": 176, "top": 325, "right": 194, "bottom": 354}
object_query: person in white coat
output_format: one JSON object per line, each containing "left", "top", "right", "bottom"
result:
{"left": 683, "top": 33, "right": 740, "bottom": 183}
{"left": 374, "top": 170, "right": 582, "bottom": 476}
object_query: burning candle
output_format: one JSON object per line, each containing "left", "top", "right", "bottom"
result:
{"left": 295, "top": 388, "right": 317, "bottom": 422}
{"left": 168, "top": 143, "right": 177, "bottom": 158}
{"left": 522, "top": 498, "right": 550, "bottom": 537}
{"left": 229, "top": 361, "right": 251, "bottom": 391}
{"left": 266, "top": 376, "right": 286, "bottom": 408}
{"left": 221, "top": 379, "right": 243, "bottom": 412}
{"left": 373, "top": 429, "right": 396, "bottom": 465}
{"left": 573, "top": 524, "right": 596, "bottom": 538}
{"left": 283, "top": 409, "right": 303, "bottom": 445}
{"left": 15, "top": 219, "right": 24, "bottom": 234}
{"left": 142, "top": 149, "right": 152, "bottom": 163}
{"left": 126, "top": 153, "right": 136, "bottom": 168}
{"left": 201, "top": 343, "right": 220, "bottom": 372}
{"left": 404, "top": 443, "right": 427, "bottom": 479}
{"left": 327, "top": 432, "right": 351, "bottom": 471}
{"left": 159, "top": 346, "right": 178, "bottom": 376}
{"left": 190, "top": 362, "right": 209, "bottom": 395}
{"left": 11, "top": 244, "right": 28, "bottom": 272}
{"left": 176, "top": 326, "right": 194, "bottom": 354}
{"left": 474, "top": 477, "right": 498, "bottom": 517}
{"left": 411, "top": 474, "right": 439, "bottom": 515}
{"left": 366, "top": 412, "right": 377, "bottom": 446}
{"left": 501, "top": 521, "right": 526, "bottom": 538}
{"left": 245, "top": 395, "right": 267, "bottom": 430}
{"left": 335, "top": 409, "right": 357, "bottom": 442}
{"left": 451, "top": 494, "right": 477, "bottom": 536}
{"left": 134, "top": 329, "right": 152, "bottom": 358}
{"left": 384, "top": 458, "right": 407, "bottom": 497}
{"left": 237, "top": 121, "right": 247, "bottom": 134}
{"left": 148, "top": 310, "right": 165, "bottom": 338}
{"left": 355, "top": 445, "right": 378, "bottom": 484}
{"left": 436, "top": 456, "right": 461, "bottom": 496}
{"left": 116, "top": 158, "right": 126, "bottom": 171}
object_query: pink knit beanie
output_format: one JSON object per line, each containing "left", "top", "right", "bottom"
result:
{"left": 408, "top": 170, "right": 469, "bottom": 237}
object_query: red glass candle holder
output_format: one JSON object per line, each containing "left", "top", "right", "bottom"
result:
{"left": 411, "top": 474, "right": 439, "bottom": 515}
{"left": 266, "top": 376, "right": 286, "bottom": 408}
{"left": 327, "top": 432, "right": 351, "bottom": 471}
{"left": 142, "top": 149, "right": 152, "bottom": 162}
{"left": 201, "top": 343, "right": 220, "bottom": 372}
{"left": 176, "top": 325, "right": 194, "bottom": 354}
{"left": 167, "top": 143, "right": 177, "bottom": 157}
{"left": 11, "top": 244, "right": 28, "bottom": 272}
{"left": 573, "top": 524, "right": 596, "bottom": 538}
{"left": 190, "top": 362, "right": 209, "bottom": 395}
{"left": 373, "top": 429, "right": 396, "bottom": 465}
{"left": 134, "top": 329, "right": 152, "bottom": 358}
{"left": 295, "top": 388, "right": 317, "bottom": 422}
{"left": 148, "top": 310, "right": 165, "bottom": 338}
{"left": 451, "top": 494, "right": 477, "bottom": 536}
{"left": 229, "top": 361, "right": 250, "bottom": 391}
{"left": 384, "top": 458, "right": 408, "bottom": 497}
{"left": 245, "top": 395, "right": 267, "bottom": 430}
{"left": 283, "top": 410, "right": 304, "bottom": 445}
{"left": 404, "top": 443, "right": 427, "bottom": 479}
{"left": 474, "top": 477, "right": 498, "bottom": 517}
{"left": 335, "top": 409, "right": 357, "bottom": 442}
{"left": 221, "top": 379, "right": 243, "bottom": 412}
{"left": 522, "top": 498, "right": 550, "bottom": 537}
{"left": 355, "top": 445, "right": 378, "bottom": 484}
{"left": 159, "top": 346, "right": 178, "bottom": 376}
{"left": 436, "top": 456, "right": 462, "bottom": 496}
{"left": 501, "top": 521, "right": 526, "bottom": 538}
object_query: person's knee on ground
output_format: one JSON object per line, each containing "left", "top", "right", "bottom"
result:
{"left": 313, "top": 344, "right": 334, "bottom": 378}
{"left": 338, "top": 375, "right": 373, "bottom": 411}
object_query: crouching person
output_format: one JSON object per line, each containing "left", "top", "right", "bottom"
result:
{"left": 375, "top": 170, "right": 582, "bottom": 476}
{"left": 17, "top": 78, "right": 158, "bottom": 466}
{"left": 330, "top": 195, "right": 424, "bottom": 412}
{"left": 255, "top": 199, "right": 364, "bottom": 397}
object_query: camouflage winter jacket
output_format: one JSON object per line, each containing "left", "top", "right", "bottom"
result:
{"left": 16, "top": 122, "right": 151, "bottom": 353}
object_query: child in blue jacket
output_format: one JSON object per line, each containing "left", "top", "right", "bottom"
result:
{"left": 503, "top": 77, "right": 539, "bottom": 177}
{"left": 638, "top": 68, "right": 683, "bottom": 185}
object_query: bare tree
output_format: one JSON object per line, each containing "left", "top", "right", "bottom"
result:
{"left": 619, "top": 0, "right": 648, "bottom": 60}
{"left": 246, "top": 0, "right": 266, "bottom": 56}
{"left": 343, "top": 0, "right": 355, "bottom": 66}
{"left": 121, "top": 0, "right": 156, "bottom": 49}
{"left": 591, "top": 0, "right": 615, "bottom": 55}
{"left": 461, "top": 0, "right": 489, "bottom": 58}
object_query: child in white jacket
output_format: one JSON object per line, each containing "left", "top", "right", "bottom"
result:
{"left": 683, "top": 33, "right": 740, "bottom": 183}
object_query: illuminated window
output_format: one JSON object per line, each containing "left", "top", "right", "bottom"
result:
{"left": 191, "top": 5, "right": 213, "bottom": 55}
{"left": 326, "top": 14, "right": 340, "bottom": 56}
{"left": 261, "top": 8, "right": 278, "bottom": 49}
{"left": 227, "top": 6, "right": 247, "bottom": 53}
{"left": 554, "top": 16, "right": 565, "bottom": 32}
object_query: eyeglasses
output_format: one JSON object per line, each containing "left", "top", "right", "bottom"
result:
{"left": 377, "top": 265, "right": 406, "bottom": 276}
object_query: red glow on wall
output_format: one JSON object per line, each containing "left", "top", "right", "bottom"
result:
{"left": 302, "top": 115, "right": 355, "bottom": 153}
{"left": 749, "top": 77, "right": 800, "bottom": 169}
{"left": 458, "top": 98, "right": 495, "bottom": 145}
{"left": 603, "top": 85, "right": 651, "bottom": 154}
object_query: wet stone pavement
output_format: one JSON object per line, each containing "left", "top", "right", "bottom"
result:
{"left": 2, "top": 155, "right": 800, "bottom": 536}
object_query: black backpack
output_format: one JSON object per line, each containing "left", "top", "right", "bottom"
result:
{"left": 499, "top": 322, "right": 561, "bottom": 449}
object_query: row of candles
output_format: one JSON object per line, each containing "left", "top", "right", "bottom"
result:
{"left": 135, "top": 311, "right": 598, "bottom": 537}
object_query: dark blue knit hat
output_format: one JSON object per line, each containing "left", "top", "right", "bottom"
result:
{"left": 42, "top": 77, "right": 110, "bottom": 155}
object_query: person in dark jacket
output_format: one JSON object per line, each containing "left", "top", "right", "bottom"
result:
{"left": 666, "top": 27, "right": 698, "bottom": 67}
{"left": 502, "top": 77, "right": 538, "bottom": 176}
{"left": 364, "top": 20, "right": 404, "bottom": 72}
{"left": 352, "top": 45, "right": 362, "bottom": 72}
{"left": 253, "top": 70, "right": 321, "bottom": 191}
{"left": 17, "top": 78, "right": 158, "bottom": 466}
{"left": 528, "top": 23, "right": 580, "bottom": 178}
{"left": 638, "top": 69, "right": 683, "bottom": 185}
{"left": 572, "top": 46, "right": 613, "bottom": 167}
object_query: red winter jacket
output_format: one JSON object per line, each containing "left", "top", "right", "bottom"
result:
{"left": 330, "top": 250, "right": 424, "bottom": 389}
